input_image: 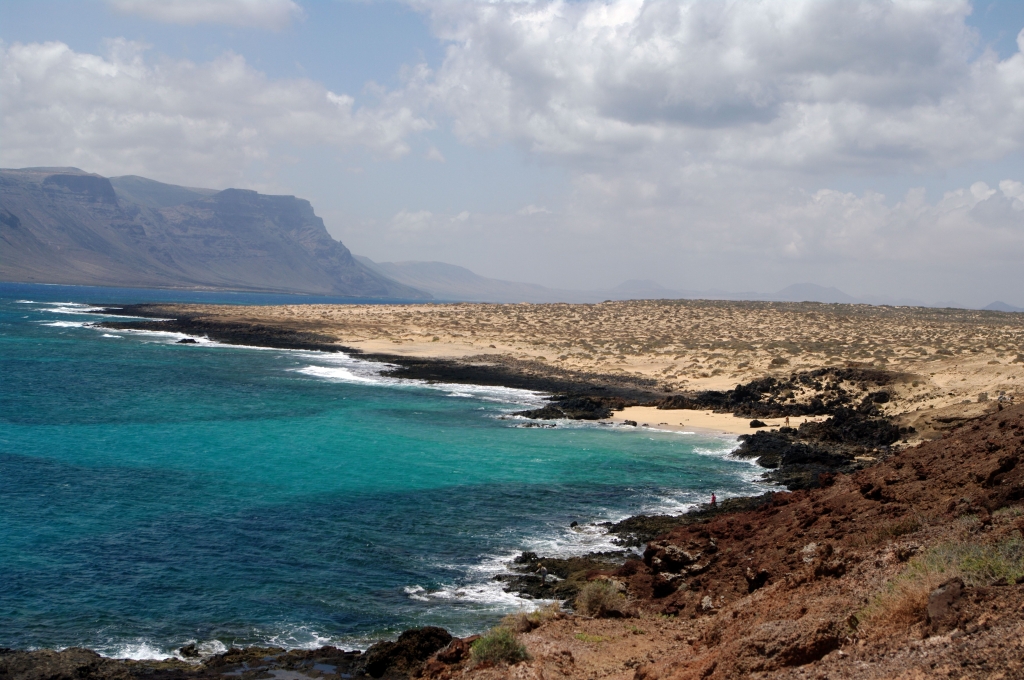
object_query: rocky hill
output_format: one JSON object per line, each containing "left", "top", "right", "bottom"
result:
{"left": 0, "top": 168, "right": 427, "bottom": 298}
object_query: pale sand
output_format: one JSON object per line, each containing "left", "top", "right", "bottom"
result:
{"left": 604, "top": 406, "right": 823, "bottom": 435}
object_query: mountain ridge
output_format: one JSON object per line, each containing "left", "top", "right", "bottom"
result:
{"left": 0, "top": 168, "right": 428, "bottom": 298}
{"left": 359, "top": 257, "right": 1017, "bottom": 310}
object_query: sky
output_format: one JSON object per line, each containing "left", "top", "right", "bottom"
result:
{"left": 2, "top": 0, "right": 1023, "bottom": 307}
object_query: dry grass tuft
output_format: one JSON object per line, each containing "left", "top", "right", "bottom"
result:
{"left": 871, "top": 516, "right": 922, "bottom": 543}
{"left": 574, "top": 580, "right": 630, "bottom": 618}
{"left": 501, "top": 603, "right": 563, "bottom": 633}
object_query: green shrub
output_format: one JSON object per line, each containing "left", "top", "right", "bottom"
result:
{"left": 929, "top": 537, "right": 1024, "bottom": 586}
{"left": 574, "top": 580, "right": 629, "bottom": 618}
{"left": 470, "top": 628, "right": 529, "bottom": 666}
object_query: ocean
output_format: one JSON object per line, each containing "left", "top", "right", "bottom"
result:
{"left": 0, "top": 282, "right": 765, "bottom": 659}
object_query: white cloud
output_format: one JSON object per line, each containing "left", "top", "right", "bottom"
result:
{"left": 5, "top": 1, "right": 1023, "bottom": 303}
{"left": 108, "top": 0, "right": 303, "bottom": 30}
{"left": 391, "top": 209, "right": 435, "bottom": 232}
{"left": 0, "top": 39, "right": 431, "bottom": 187}
{"left": 415, "top": 0, "right": 1024, "bottom": 173}
{"left": 370, "top": 0, "right": 1024, "bottom": 302}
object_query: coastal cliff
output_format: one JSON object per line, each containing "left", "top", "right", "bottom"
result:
{"left": 0, "top": 168, "right": 428, "bottom": 298}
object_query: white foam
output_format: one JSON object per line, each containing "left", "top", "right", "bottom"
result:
{"left": 292, "top": 353, "right": 547, "bottom": 408}
{"left": 264, "top": 625, "right": 349, "bottom": 651}
{"left": 40, "top": 302, "right": 109, "bottom": 314}
{"left": 102, "top": 640, "right": 174, "bottom": 661}
{"left": 111, "top": 328, "right": 216, "bottom": 345}
{"left": 408, "top": 553, "right": 557, "bottom": 613}
{"left": 403, "top": 585, "right": 431, "bottom": 602}
{"left": 40, "top": 320, "right": 91, "bottom": 328}
{"left": 296, "top": 364, "right": 383, "bottom": 384}
{"left": 101, "top": 333, "right": 122, "bottom": 338}
{"left": 170, "top": 639, "right": 229, "bottom": 661}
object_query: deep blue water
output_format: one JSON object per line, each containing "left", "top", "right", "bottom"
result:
{"left": 0, "top": 283, "right": 764, "bottom": 659}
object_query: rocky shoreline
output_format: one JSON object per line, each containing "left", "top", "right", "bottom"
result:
{"left": 9, "top": 303, "right": 962, "bottom": 679}
{"left": 91, "top": 304, "right": 923, "bottom": 579}
{"left": 8, "top": 404, "right": 1023, "bottom": 679}
{"left": 94, "top": 304, "right": 912, "bottom": 488}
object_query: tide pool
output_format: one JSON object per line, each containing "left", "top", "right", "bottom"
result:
{"left": 0, "top": 283, "right": 764, "bottom": 658}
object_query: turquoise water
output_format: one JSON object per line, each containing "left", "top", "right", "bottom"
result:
{"left": 0, "top": 283, "right": 763, "bottom": 659}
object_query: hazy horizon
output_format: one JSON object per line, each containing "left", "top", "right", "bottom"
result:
{"left": 3, "top": 0, "right": 1023, "bottom": 307}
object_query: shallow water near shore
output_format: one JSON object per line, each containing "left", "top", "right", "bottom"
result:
{"left": 0, "top": 283, "right": 765, "bottom": 659}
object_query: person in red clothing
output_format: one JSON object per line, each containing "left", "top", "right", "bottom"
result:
{"left": 711, "top": 493, "right": 717, "bottom": 507}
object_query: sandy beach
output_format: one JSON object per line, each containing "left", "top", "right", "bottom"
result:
{"left": 604, "top": 406, "right": 823, "bottom": 435}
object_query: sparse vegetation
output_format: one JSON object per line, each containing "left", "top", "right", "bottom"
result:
{"left": 573, "top": 632, "right": 608, "bottom": 643}
{"left": 574, "top": 580, "right": 630, "bottom": 618}
{"left": 148, "top": 299, "right": 1024, "bottom": 407}
{"left": 856, "top": 537, "right": 1024, "bottom": 637}
{"left": 871, "top": 516, "right": 922, "bottom": 543}
{"left": 470, "top": 627, "right": 529, "bottom": 667}
{"left": 501, "top": 603, "right": 562, "bottom": 633}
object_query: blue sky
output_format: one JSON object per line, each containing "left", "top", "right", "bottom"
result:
{"left": 2, "top": 1, "right": 1023, "bottom": 305}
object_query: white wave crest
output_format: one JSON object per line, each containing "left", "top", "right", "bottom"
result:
{"left": 40, "top": 302, "right": 108, "bottom": 314}
{"left": 101, "top": 640, "right": 173, "bottom": 661}
{"left": 111, "top": 328, "right": 215, "bottom": 345}
{"left": 264, "top": 625, "right": 348, "bottom": 651}
{"left": 40, "top": 320, "right": 91, "bottom": 328}
{"left": 292, "top": 353, "right": 546, "bottom": 408}
{"left": 296, "top": 365, "right": 381, "bottom": 384}
{"left": 403, "top": 585, "right": 431, "bottom": 602}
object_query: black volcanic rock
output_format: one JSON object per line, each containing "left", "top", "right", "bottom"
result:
{"left": 362, "top": 627, "right": 452, "bottom": 678}
{"left": 514, "top": 395, "right": 622, "bottom": 420}
{"left": 0, "top": 167, "right": 428, "bottom": 298}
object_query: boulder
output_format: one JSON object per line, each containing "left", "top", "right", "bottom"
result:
{"left": 362, "top": 627, "right": 453, "bottom": 678}
{"left": 927, "top": 577, "right": 964, "bottom": 626}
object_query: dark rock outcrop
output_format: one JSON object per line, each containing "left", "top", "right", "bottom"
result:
{"left": 733, "top": 407, "right": 902, "bottom": 489}
{"left": 497, "top": 550, "right": 629, "bottom": 600}
{"left": 363, "top": 627, "right": 453, "bottom": 678}
{"left": 655, "top": 367, "right": 897, "bottom": 419}
{"left": 514, "top": 395, "right": 624, "bottom": 420}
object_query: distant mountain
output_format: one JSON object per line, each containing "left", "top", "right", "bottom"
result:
{"left": 773, "top": 283, "right": 859, "bottom": 304}
{"left": 606, "top": 279, "right": 686, "bottom": 300}
{"left": 356, "top": 258, "right": 599, "bottom": 303}
{"left": 983, "top": 301, "right": 1024, "bottom": 313}
{"left": 108, "top": 175, "right": 218, "bottom": 209}
{"left": 354, "top": 259, "right": 877, "bottom": 307}
{"left": 0, "top": 168, "right": 428, "bottom": 298}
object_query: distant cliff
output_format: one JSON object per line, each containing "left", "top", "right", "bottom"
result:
{"left": 0, "top": 168, "right": 428, "bottom": 298}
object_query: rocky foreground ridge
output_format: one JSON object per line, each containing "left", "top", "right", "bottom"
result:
{"left": 0, "top": 168, "right": 426, "bottom": 298}
{"left": 6, "top": 403, "right": 1023, "bottom": 679}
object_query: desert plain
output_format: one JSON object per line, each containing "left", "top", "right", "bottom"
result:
{"left": 131, "top": 299, "right": 1024, "bottom": 438}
